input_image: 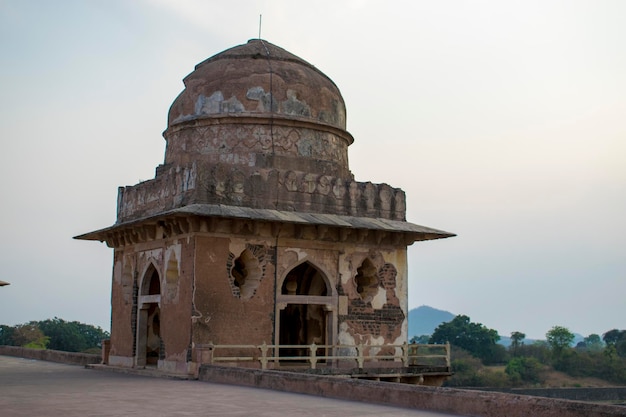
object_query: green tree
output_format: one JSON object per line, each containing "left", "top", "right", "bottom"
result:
{"left": 546, "top": 326, "right": 574, "bottom": 359}
{"left": 37, "top": 318, "right": 109, "bottom": 352}
{"left": 410, "top": 335, "right": 431, "bottom": 344}
{"left": 0, "top": 325, "right": 16, "bottom": 345}
{"left": 602, "top": 329, "right": 626, "bottom": 358}
{"left": 602, "top": 329, "right": 623, "bottom": 346}
{"left": 12, "top": 322, "right": 49, "bottom": 349}
{"left": 510, "top": 331, "right": 526, "bottom": 356}
{"left": 546, "top": 326, "right": 576, "bottom": 372}
{"left": 430, "top": 315, "right": 501, "bottom": 363}
{"left": 516, "top": 341, "right": 551, "bottom": 365}
{"left": 579, "top": 334, "right": 604, "bottom": 352}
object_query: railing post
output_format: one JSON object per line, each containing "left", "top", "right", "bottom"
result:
{"left": 356, "top": 343, "right": 364, "bottom": 369}
{"left": 445, "top": 342, "right": 451, "bottom": 368}
{"left": 259, "top": 342, "right": 268, "bottom": 370}
{"left": 208, "top": 341, "right": 214, "bottom": 364}
{"left": 309, "top": 343, "right": 317, "bottom": 369}
{"left": 401, "top": 342, "right": 408, "bottom": 367}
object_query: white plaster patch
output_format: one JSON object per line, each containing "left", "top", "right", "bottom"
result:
{"left": 195, "top": 91, "right": 223, "bottom": 115}
{"left": 370, "top": 287, "right": 387, "bottom": 310}
{"left": 139, "top": 249, "right": 163, "bottom": 264}
{"left": 392, "top": 333, "right": 405, "bottom": 347}
{"left": 366, "top": 335, "right": 386, "bottom": 356}
{"left": 285, "top": 248, "right": 307, "bottom": 262}
{"left": 165, "top": 243, "right": 182, "bottom": 273}
{"left": 108, "top": 355, "right": 134, "bottom": 368}
{"left": 165, "top": 244, "right": 182, "bottom": 302}
{"left": 113, "top": 260, "right": 122, "bottom": 284}
{"left": 339, "top": 255, "right": 352, "bottom": 286}
{"left": 337, "top": 322, "right": 357, "bottom": 355}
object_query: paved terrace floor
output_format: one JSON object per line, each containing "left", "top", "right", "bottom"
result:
{"left": 0, "top": 356, "right": 461, "bottom": 417}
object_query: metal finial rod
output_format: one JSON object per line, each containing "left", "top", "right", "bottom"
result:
{"left": 259, "top": 14, "right": 262, "bottom": 39}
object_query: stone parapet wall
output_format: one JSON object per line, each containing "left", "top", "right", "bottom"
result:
{"left": 199, "top": 365, "right": 625, "bottom": 417}
{"left": 0, "top": 346, "right": 101, "bottom": 366}
{"left": 117, "top": 164, "right": 406, "bottom": 222}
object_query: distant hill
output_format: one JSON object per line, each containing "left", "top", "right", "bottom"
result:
{"left": 408, "top": 306, "right": 583, "bottom": 346}
{"left": 408, "top": 305, "right": 455, "bottom": 338}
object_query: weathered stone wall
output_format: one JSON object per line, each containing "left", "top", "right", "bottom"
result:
{"left": 105, "top": 220, "right": 411, "bottom": 373}
{"left": 159, "top": 239, "right": 194, "bottom": 369}
{"left": 199, "top": 365, "right": 626, "bottom": 417}
{"left": 0, "top": 346, "right": 101, "bottom": 366}
{"left": 191, "top": 235, "right": 276, "bottom": 346}
{"left": 109, "top": 249, "right": 135, "bottom": 359}
{"left": 108, "top": 238, "right": 194, "bottom": 369}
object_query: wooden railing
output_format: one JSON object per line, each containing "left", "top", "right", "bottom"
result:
{"left": 195, "top": 342, "right": 450, "bottom": 370}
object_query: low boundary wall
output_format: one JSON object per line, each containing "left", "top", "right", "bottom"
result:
{"left": 0, "top": 345, "right": 101, "bottom": 366}
{"left": 475, "top": 387, "right": 626, "bottom": 403}
{"left": 199, "top": 365, "right": 625, "bottom": 417}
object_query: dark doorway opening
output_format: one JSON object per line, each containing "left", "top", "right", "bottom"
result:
{"left": 279, "top": 262, "right": 329, "bottom": 362}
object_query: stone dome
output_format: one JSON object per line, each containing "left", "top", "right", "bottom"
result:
{"left": 77, "top": 40, "right": 440, "bottom": 228}
{"left": 163, "top": 39, "right": 354, "bottom": 180}
{"left": 167, "top": 39, "right": 348, "bottom": 131}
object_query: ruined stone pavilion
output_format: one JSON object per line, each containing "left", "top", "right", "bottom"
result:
{"left": 76, "top": 39, "right": 454, "bottom": 380}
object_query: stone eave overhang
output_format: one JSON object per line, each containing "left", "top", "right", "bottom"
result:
{"left": 74, "top": 203, "right": 455, "bottom": 246}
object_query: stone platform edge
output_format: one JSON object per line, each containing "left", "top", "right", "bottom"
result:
{"left": 199, "top": 364, "right": 625, "bottom": 417}
{"left": 1, "top": 346, "right": 623, "bottom": 417}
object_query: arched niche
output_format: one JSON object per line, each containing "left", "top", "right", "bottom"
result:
{"left": 281, "top": 261, "right": 329, "bottom": 296}
{"left": 141, "top": 263, "right": 161, "bottom": 296}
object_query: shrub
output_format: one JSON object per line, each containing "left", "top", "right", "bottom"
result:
{"left": 505, "top": 357, "right": 544, "bottom": 385}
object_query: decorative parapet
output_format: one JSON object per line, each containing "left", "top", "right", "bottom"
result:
{"left": 117, "top": 165, "right": 406, "bottom": 223}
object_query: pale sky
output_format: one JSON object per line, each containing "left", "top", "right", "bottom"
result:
{"left": 1, "top": 0, "right": 624, "bottom": 340}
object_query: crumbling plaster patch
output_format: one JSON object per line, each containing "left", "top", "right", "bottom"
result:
{"left": 164, "top": 244, "right": 182, "bottom": 302}
{"left": 112, "top": 257, "right": 137, "bottom": 305}
{"left": 284, "top": 247, "right": 307, "bottom": 263}
{"left": 165, "top": 244, "right": 181, "bottom": 272}
{"left": 113, "top": 260, "right": 122, "bottom": 285}
{"left": 370, "top": 287, "right": 387, "bottom": 310}
{"left": 282, "top": 89, "right": 311, "bottom": 117}
{"left": 337, "top": 248, "right": 408, "bottom": 348}
{"left": 337, "top": 322, "right": 357, "bottom": 355}
{"left": 195, "top": 91, "right": 245, "bottom": 116}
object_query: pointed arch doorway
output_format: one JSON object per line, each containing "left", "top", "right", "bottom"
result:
{"left": 276, "top": 261, "right": 337, "bottom": 362}
{"left": 136, "top": 264, "right": 162, "bottom": 368}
